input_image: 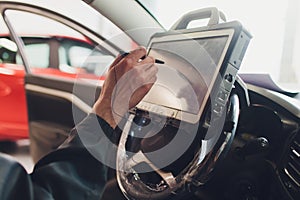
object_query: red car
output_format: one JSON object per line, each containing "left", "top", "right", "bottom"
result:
{"left": 0, "top": 35, "right": 112, "bottom": 141}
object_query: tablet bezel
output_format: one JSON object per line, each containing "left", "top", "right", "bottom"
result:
{"left": 136, "top": 28, "right": 235, "bottom": 124}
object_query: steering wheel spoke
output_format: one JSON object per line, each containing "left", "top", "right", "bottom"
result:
{"left": 155, "top": 169, "right": 177, "bottom": 189}
{"left": 125, "top": 150, "right": 150, "bottom": 168}
{"left": 125, "top": 150, "right": 177, "bottom": 188}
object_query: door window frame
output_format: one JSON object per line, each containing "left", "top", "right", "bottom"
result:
{"left": 0, "top": 2, "right": 120, "bottom": 74}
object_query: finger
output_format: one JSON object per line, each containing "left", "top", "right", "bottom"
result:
{"left": 112, "top": 47, "right": 147, "bottom": 73}
{"left": 145, "top": 74, "right": 157, "bottom": 87}
{"left": 127, "top": 46, "right": 147, "bottom": 62}
{"left": 138, "top": 56, "right": 155, "bottom": 69}
{"left": 108, "top": 52, "right": 127, "bottom": 70}
{"left": 147, "top": 64, "right": 158, "bottom": 78}
{"left": 129, "top": 79, "right": 156, "bottom": 108}
{"left": 131, "top": 67, "right": 157, "bottom": 95}
{"left": 140, "top": 63, "right": 158, "bottom": 79}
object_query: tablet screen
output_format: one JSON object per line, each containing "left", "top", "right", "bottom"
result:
{"left": 137, "top": 29, "right": 234, "bottom": 123}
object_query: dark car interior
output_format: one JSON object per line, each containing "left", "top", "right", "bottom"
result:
{"left": 191, "top": 80, "right": 300, "bottom": 200}
{"left": 101, "top": 77, "right": 300, "bottom": 200}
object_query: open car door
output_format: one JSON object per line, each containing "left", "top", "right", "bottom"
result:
{"left": 0, "top": 1, "right": 120, "bottom": 162}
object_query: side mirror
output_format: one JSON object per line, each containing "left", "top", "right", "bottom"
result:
{"left": 0, "top": 38, "right": 17, "bottom": 52}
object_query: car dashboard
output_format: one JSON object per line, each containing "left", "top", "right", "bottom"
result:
{"left": 192, "top": 77, "right": 300, "bottom": 200}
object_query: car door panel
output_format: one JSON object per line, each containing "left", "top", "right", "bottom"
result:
{"left": 25, "top": 74, "right": 101, "bottom": 127}
{"left": 25, "top": 74, "right": 101, "bottom": 162}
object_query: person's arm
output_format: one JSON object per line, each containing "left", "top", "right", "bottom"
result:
{"left": 29, "top": 47, "right": 157, "bottom": 200}
{"left": 93, "top": 46, "right": 157, "bottom": 128}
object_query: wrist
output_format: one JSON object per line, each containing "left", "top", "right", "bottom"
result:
{"left": 93, "top": 99, "right": 122, "bottom": 129}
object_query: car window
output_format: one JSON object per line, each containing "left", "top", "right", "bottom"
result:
{"left": 3, "top": 9, "right": 115, "bottom": 77}
{"left": 57, "top": 38, "right": 109, "bottom": 76}
{"left": 68, "top": 46, "right": 93, "bottom": 67}
{"left": 16, "top": 43, "right": 49, "bottom": 68}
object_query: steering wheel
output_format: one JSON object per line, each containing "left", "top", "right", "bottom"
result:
{"left": 116, "top": 94, "right": 240, "bottom": 200}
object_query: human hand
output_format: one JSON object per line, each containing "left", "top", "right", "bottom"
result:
{"left": 93, "top": 47, "right": 158, "bottom": 128}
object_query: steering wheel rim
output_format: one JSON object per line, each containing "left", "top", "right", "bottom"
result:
{"left": 116, "top": 94, "right": 240, "bottom": 200}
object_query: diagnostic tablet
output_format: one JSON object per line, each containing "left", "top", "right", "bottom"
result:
{"left": 136, "top": 22, "right": 251, "bottom": 124}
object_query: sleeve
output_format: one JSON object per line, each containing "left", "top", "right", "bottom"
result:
{"left": 29, "top": 113, "right": 117, "bottom": 200}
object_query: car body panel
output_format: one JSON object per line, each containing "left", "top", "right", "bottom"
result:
{"left": 0, "top": 63, "right": 27, "bottom": 140}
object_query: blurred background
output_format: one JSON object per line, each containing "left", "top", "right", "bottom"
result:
{"left": 140, "top": 0, "right": 300, "bottom": 90}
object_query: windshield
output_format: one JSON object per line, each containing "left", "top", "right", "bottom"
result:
{"left": 138, "top": 0, "right": 300, "bottom": 92}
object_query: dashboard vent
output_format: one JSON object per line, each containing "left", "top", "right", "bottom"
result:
{"left": 283, "top": 132, "right": 300, "bottom": 198}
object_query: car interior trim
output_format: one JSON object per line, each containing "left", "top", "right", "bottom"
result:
{"left": 89, "top": 0, "right": 164, "bottom": 46}
{"left": 247, "top": 84, "right": 300, "bottom": 118}
{"left": 25, "top": 84, "right": 92, "bottom": 114}
{"left": 2, "top": 14, "right": 31, "bottom": 73}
